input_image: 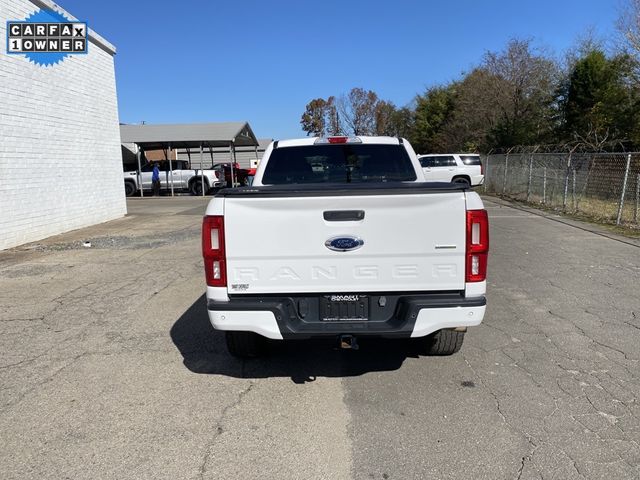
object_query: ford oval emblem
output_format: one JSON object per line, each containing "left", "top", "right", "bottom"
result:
{"left": 325, "top": 236, "right": 364, "bottom": 252}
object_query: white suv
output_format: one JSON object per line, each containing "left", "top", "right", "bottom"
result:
{"left": 418, "top": 154, "right": 484, "bottom": 187}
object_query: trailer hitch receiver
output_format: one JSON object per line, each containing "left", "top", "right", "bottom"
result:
{"left": 339, "top": 335, "right": 359, "bottom": 350}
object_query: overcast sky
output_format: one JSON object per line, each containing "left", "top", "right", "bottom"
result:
{"left": 57, "top": 0, "right": 620, "bottom": 139}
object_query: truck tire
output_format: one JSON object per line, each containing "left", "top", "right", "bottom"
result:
{"left": 225, "top": 331, "right": 265, "bottom": 358}
{"left": 452, "top": 176, "right": 471, "bottom": 188}
{"left": 190, "top": 178, "right": 207, "bottom": 196}
{"left": 124, "top": 181, "right": 136, "bottom": 197}
{"left": 423, "top": 329, "right": 465, "bottom": 355}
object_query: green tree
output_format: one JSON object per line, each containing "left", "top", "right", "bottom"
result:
{"left": 300, "top": 97, "right": 342, "bottom": 136}
{"left": 412, "top": 39, "right": 560, "bottom": 152}
{"left": 558, "top": 50, "right": 639, "bottom": 147}
{"left": 300, "top": 98, "right": 329, "bottom": 136}
{"left": 389, "top": 106, "right": 414, "bottom": 139}
{"left": 436, "top": 69, "right": 506, "bottom": 152}
{"left": 410, "top": 85, "right": 456, "bottom": 153}
{"left": 372, "top": 102, "right": 417, "bottom": 137}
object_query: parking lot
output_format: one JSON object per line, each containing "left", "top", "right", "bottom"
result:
{"left": 1, "top": 196, "right": 639, "bottom": 480}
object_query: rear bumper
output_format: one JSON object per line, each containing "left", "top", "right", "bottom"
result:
{"left": 207, "top": 293, "right": 485, "bottom": 340}
{"left": 472, "top": 174, "right": 485, "bottom": 186}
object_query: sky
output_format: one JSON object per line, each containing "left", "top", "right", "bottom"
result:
{"left": 56, "top": 0, "right": 621, "bottom": 140}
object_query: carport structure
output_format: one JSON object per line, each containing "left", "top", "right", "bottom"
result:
{"left": 120, "top": 122, "right": 259, "bottom": 196}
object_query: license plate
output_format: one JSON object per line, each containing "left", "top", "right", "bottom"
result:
{"left": 320, "top": 295, "right": 369, "bottom": 322}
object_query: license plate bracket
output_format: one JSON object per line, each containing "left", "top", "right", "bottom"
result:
{"left": 320, "top": 295, "right": 369, "bottom": 322}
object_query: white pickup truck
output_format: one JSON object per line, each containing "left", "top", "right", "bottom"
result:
{"left": 124, "top": 160, "right": 223, "bottom": 196}
{"left": 202, "top": 136, "right": 489, "bottom": 357}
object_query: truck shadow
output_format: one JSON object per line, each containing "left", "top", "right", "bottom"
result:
{"left": 170, "top": 295, "right": 421, "bottom": 383}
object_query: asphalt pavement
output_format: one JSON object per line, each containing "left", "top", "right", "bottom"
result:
{"left": 0, "top": 196, "right": 638, "bottom": 480}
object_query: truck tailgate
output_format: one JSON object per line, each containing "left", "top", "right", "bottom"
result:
{"left": 224, "top": 190, "right": 466, "bottom": 294}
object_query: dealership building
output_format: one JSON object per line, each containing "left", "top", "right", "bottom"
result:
{"left": 0, "top": 0, "right": 124, "bottom": 250}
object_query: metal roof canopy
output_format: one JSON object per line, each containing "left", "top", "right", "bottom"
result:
{"left": 119, "top": 122, "right": 259, "bottom": 150}
{"left": 120, "top": 122, "right": 259, "bottom": 197}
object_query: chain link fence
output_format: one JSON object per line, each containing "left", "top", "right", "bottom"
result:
{"left": 483, "top": 152, "right": 640, "bottom": 228}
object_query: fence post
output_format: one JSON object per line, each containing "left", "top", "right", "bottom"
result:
{"left": 635, "top": 173, "right": 639, "bottom": 224}
{"left": 542, "top": 167, "right": 547, "bottom": 204}
{"left": 572, "top": 168, "right": 577, "bottom": 211}
{"left": 616, "top": 154, "right": 632, "bottom": 225}
{"left": 526, "top": 154, "right": 533, "bottom": 202}
{"left": 502, "top": 153, "right": 509, "bottom": 195}
{"left": 136, "top": 144, "right": 144, "bottom": 198}
{"left": 562, "top": 153, "right": 572, "bottom": 210}
{"left": 483, "top": 155, "right": 489, "bottom": 193}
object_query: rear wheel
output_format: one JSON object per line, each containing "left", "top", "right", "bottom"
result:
{"left": 124, "top": 181, "right": 136, "bottom": 197}
{"left": 452, "top": 177, "right": 471, "bottom": 188}
{"left": 190, "top": 179, "right": 206, "bottom": 196}
{"left": 423, "top": 329, "right": 465, "bottom": 355}
{"left": 225, "top": 331, "right": 266, "bottom": 358}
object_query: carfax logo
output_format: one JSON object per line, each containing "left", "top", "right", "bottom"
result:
{"left": 6, "top": 8, "right": 87, "bottom": 66}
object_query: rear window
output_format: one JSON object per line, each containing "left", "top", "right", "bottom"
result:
{"left": 460, "top": 155, "right": 481, "bottom": 166}
{"left": 262, "top": 144, "right": 417, "bottom": 185}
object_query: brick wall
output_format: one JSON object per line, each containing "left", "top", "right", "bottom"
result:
{"left": 0, "top": 0, "right": 125, "bottom": 250}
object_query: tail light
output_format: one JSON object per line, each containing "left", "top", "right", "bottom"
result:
{"left": 202, "top": 215, "right": 226, "bottom": 287}
{"left": 466, "top": 209, "right": 489, "bottom": 282}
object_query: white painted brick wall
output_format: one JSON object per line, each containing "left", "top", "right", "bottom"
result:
{"left": 0, "top": 0, "right": 126, "bottom": 250}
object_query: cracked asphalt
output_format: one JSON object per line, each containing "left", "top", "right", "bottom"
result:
{"left": 0, "top": 196, "right": 639, "bottom": 479}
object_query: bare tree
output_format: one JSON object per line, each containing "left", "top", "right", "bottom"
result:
{"left": 617, "top": 0, "right": 640, "bottom": 84}
{"left": 481, "top": 39, "right": 559, "bottom": 146}
{"left": 564, "top": 27, "right": 604, "bottom": 69}
{"left": 573, "top": 124, "right": 610, "bottom": 151}
{"left": 374, "top": 100, "right": 398, "bottom": 135}
{"left": 618, "top": 0, "right": 640, "bottom": 59}
{"left": 337, "top": 87, "right": 379, "bottom": 135}
{"left": 301, "top": 88, "right": 409, "bottom": 139}
{"left": 325, "top": 96, "right": 342, "bottom": 135}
